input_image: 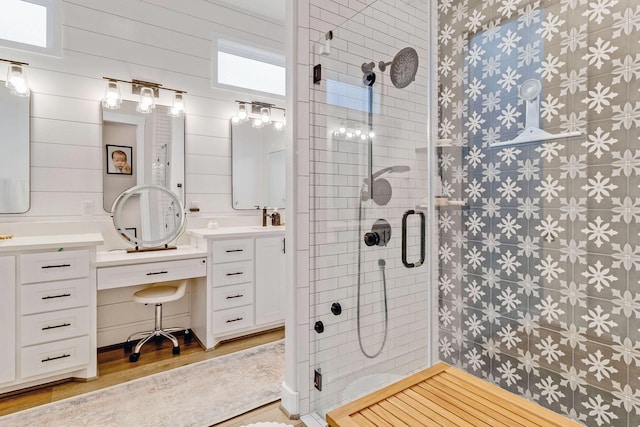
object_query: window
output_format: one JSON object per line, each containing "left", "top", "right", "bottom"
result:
{"left": 0, "top": 0, "right": 61, "bottom": 56}
{"left": 213, "top": 38, "right": 285, "bottom": 97}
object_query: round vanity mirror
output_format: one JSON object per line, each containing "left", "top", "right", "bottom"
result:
{"left": 111, "top": 184, "right": 186, "bottom": 251}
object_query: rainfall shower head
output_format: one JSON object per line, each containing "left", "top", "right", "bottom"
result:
{"left": 377, "top": 47, "right": 419, "bottom": 89}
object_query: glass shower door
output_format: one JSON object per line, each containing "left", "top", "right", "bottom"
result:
{"left": 308, "top": 0, "right": 435, "bottom": 418}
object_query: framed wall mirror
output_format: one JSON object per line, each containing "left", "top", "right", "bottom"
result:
{"left": 231, "top": 120, "right": 285, "bottom": 209}
{"left": 112, "top": 184, "right": 186, "bottom": 251}
{"left": 0, "top": 83, "right": 29, "bottom": 213}
{"left": 102, "top": 100, "right": 185, "bottom": 212}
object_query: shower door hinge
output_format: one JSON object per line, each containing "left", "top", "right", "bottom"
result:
{"left": 282, "top": 237, "right": 286, "bottom": 254}
{"left": 313, "top": 64, "right": 322, "bottom": 84}
{"left": 314, "top": 369, "right": 322, "bottom": 391}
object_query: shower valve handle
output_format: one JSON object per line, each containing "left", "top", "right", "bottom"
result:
{"left": 364, "top": 232, "right": 379, "bottom": 246}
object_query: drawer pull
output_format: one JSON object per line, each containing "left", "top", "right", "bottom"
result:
{"left": 146, "top": 271, "right": 168, "bottom": 276}
{"left": 226, "top": 272, "right": 244, "bottom": 276}
{"left": 42, "top": 293, "right": 72, "bottom": 300}
{"left": 42, "top": 322, "right": 71, "bottom": 331}
{"left": 41, "top": 264, "right": 71, "bottom": 269}
{"left": 226, "top": 294, "right": 244, "bottom": 299}
{"left": 226, "top": 317, "right": 244, "bottom": 323}
{"left": 225, "top": 249, "right": 244, "bottom": 253}
{"left": 42, "top": 353, "right": 71, "bottom": 363}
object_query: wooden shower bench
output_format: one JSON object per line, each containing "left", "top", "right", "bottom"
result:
{"left": 326, "top": 362, "right": 581, "bottom": 426}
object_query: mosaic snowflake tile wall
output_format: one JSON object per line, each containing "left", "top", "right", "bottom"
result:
{"left": 437, "top": 0, "right": 640, "bottom": 425}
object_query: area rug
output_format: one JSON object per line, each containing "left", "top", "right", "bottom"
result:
{"left": 0, "top": 340, "right": 284, "bottom": 427}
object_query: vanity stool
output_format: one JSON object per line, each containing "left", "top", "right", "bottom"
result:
{"left": 125, "top": 279, "right": 189, "bottom": 362}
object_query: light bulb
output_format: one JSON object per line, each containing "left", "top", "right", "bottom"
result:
{"left": 238, "top": 103, "right": 248, "bottom": 121}
{"left": 273, "top": 121, "right": 284, "bottom": 131}
{"left": 231, "top": 115, "right": 240, "bottom": 124}
{"left": 102, "top": 80, "right": 122, "bottom": 109}
{"left": 252, "top": 118, "right": 263, "bottom": 128}
{"left": 168, "top": 92, "right": 185, "bottom": 117}
{"left": 346, "top": 131, "right": 353, "bottom": 139}
{"left": 355, "top": 128, "right": 362, "bottom": 136}
{"left": 260, "top": 107, "right": 271, "bottom": 123}
{"left": 360, "top": 134, "right": 367, "bottom": 141}
{"left": 368, "top": 130, "right": 376, "bottom": 138}
{"left": 339, "top": 126, "right": 346, "bottom": 134}
{"left": 6, "top": 64, "right": 29, "bottom": 97}
{"left": 136, "top": 87, "right": 155, "bottom": 113}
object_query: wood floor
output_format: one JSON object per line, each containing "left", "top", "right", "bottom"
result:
{"left": 0, "top": 328, "right": 304, "bottom": 426}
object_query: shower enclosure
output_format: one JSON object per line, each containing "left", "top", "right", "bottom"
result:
{"left": 309, "top": 0, "right": 436, "bottom": 417}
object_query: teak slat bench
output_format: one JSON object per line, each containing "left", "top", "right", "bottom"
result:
{"left": 326, "top": 362, "right": 581, "bottom": 427}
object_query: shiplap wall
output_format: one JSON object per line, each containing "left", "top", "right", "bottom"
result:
{"left": 0, "top": 0, "right": 285, "bottom": 347}
{"left": 0, "top": 0, "right": 285, "bottom": 229}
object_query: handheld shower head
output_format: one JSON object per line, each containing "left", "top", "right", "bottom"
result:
{"left": 361, "top": 165, "right": 410, "bottom": 206}
{"left": 370, "top": 165, "right": 411, "bottom": 181}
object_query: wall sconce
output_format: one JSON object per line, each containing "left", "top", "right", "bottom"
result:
{"left": 1, "top": 58, "right": 30, "bottom": 97}
{"left": 101, "top": 77, "right": 186, "bottom": 116}
{"left": 232, "top": 100, "right": 285, "bottom": 131}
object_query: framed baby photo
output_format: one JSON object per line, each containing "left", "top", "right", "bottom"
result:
{"left": 106, "top": 144, "right": 133, "bottom": 175}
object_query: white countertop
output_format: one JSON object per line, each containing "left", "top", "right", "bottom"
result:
{"left": 0, "top": 233, "right": 104, "bottom": 252}
{"left": 188, "top": 225, "right": 285, "bottom": 239}
{"left": 96, "top": 245, "right": 207, "bottom": 267}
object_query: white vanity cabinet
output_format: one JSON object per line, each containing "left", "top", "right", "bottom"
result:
{"left": 0, "top": 256, "right": 16, "bottom": 385}
{"left": 0, "top": 234, "right": 102, "bottom": 394}
{"left": 255, "top": 237, "right": 285, "bottom": 326}
{"left": 189, "top": 227, "right": 285, "bottom": 349}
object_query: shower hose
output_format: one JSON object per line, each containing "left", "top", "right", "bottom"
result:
{"left": 357, "top": 187, "right": 389, "bottom": 359}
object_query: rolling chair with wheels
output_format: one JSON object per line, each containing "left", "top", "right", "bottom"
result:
{"left": 125, "top": 279, "right": 190, "bottom": 362}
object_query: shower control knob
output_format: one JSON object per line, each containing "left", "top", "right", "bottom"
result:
{"left": 331, "top": 302, "right": 342, "bottom": 316}
{"left": 314, "top": 321, "right": 325, "bottom": 334}
{"left": 364, "top": 232, "right": 379, "bottom": 246}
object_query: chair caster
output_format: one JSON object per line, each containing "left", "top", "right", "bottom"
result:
{"left": 172, "top": 346, "right": 180, "bottom": 355}
{"left": 124, "top": 341, "right": 133, "bottom": 353}
{"left": 129, "top": 352, "right": 140, "bottom": 362}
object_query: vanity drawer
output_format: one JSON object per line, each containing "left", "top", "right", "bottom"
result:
{"left": 212, "top": 306, "right": 254, "bottom": 334}
{"left": 20, "top": 335, "right": 90, "bottom": 379}
{"left": 97, "top": 258, "right": 206, "bottom": 290}
{"left": 213, "top": 283, "right": 254, "bottom": 311}
{"left": 21, "top": 278, "right": 90, "bottom": 315}
{"left": 212, "top": 260, "right": 253, "bottom": 287}
{"left": 21, "top": 307, "right": 90, "bottom": 347}
{"left": 211, "top": 239, "right": 254, "bottom": 263}
{"left": 19, "top": 250, "right": 90, "bottom": 284}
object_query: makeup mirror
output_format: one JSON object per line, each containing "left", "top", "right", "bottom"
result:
{"left": 231, "top": 119, "right": 285, "bottom": 209}
{"left": 0, "top": 83, "right": 29, "bottom": 213}
{"left": 102, "top": 100, "right": 185, "bottom": 212}
{"left": 111, "top": 184, "right": 186, "bottom": 251}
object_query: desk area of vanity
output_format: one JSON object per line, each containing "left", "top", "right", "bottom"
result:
{"left": 0, "top": 226, "right": 285, "bottom": 395}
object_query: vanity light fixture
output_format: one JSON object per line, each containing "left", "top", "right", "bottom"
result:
{"left": 1, "top": 58, "right": 30, "bottom": 97}
{"left": 232, "top": 100, "right": 285, "bottom": 130}
{"left": 101, "top": 77, "right": 187, "bottom": 116}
